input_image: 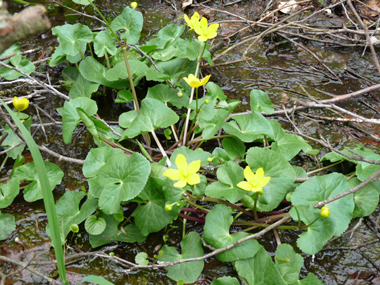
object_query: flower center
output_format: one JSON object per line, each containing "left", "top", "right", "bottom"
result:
{"left": 182, "top": 169, "right": 189, "bottom": 178}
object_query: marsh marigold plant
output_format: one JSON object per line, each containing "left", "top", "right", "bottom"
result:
{"left": 164, "top": 154, "right": 201, "bottom": 188}
{"left": 194, "top": 17, "right": 219, "bottom": 42}
{"left": 184, "top": 12, "right": 200, "bottom": 30}
{"left": 183, "top": 74, "right": 211, "bottom": 88}
{"left": 237, "top": 167, "right": 270, "bottom": 193}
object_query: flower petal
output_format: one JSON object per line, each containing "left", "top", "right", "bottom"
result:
{"left": 199, "top": 17, "right": 208, "bottom": 28}
{"left": 175, "top": 154, "right": 187, "bottom": 171}
{"left": 187, "top": 173, "right": 200, "bottom": 185}
{"left": 187, "top": 160, "right": 201, "bottom": 174}
{"left": 197, "top": 35, "right": 207, "bottom": 42}
{"left": 244, "top": 166, "right": 256, "bottom": 184}
{"left": 208, "top": 23, "right": 219, "bottom": 33}
{"left": 255, "top": 167, "right": 265, "bottom": 180}
{"left": 251, "top": 186, "right": 263, "bottom": 193}
{"left": 174, "top": 179, "right": 187, "bottom": 188}
{"left": 184, "top": 14, "right": 191, "bottom": 25}
{"left": 200, "top": 74, "right": 211, "bottom": 86}
{"left": 258, "top": 176, "right": 271, "bottom": 188}
{"left": 163, "top": 169, "right": 182, "bottom": 181}
{"left": 237, "top": 181, "right": 254, "bottom": 191}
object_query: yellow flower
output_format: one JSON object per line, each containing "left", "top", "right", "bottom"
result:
{"left": 237, "top": 167, "right": 270, "bottom": 193}
{"left": 183, "top": 74, "right": 211, "bottom": 88}
{"left": 12, "top": 96, "right": 29, "bottom": 112}
{"left": 193, "top": 17, "right": 219, "bottom": 42}
{"left": 130, "top": 2, "right": 137, "bottom": 9}
{"left": 320, "top": 206, "right": 330, "bottom": 218}
{"left": 163, "top": 154, "right": 201, "bottom": 188}
{"left": 184, "top": 12, "right": 200, "bottom": 30}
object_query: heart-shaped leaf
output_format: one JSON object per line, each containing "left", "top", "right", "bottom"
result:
{"left": 52, "top": 23, "right": 92, "bottom": 56}
{"left": 110, "top": 7, "right": 143, "bottom": 44}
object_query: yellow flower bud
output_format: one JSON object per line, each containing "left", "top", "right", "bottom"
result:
{"left": 130, "top": 2, "right": 137, "bottom": 9}
{"left": 13, "top": 96, "right": 29, "bottom": 112}
{"left": 320, "top": 206, "right": 330, "bottom": 218}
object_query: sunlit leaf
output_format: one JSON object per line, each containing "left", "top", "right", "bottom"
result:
{"left": 93, "top": 31, "right": 117, "bottom": 57}
{"left": 52, "top": 23, "right": 92, "bottom": 56}
{"left": 110, "top": 7, "right": 143, "bottom": 44}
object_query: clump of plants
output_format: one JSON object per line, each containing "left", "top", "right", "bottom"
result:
{"left": 1, "top": 1, "right": 380, "bottom": 284}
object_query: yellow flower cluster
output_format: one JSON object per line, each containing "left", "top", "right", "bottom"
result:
{"left": 184, "top": 12, "right": 219, "bottom": 42}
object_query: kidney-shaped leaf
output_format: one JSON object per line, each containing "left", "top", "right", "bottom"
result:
{"left": 110, "top": 7, "right": 143, "bottom": 44}
{"left": 349, "top": 178, "right": 379, "bottom": 218}
{"left": 52, "top": 23, "right": 92, "bottom": 56}
{"left": 275, "top": 244, "right": 304, "bottom": 284}
{"left": 0, "top": 177, "right": 20, "bottom": 208}
{"left": 146, "top": 84, "right": 189, "bottom": 108}
{"left": 203, "top": 204, "right": 260, "bottom": 262}
{"left": 158, "top": 232, "right": 204, "bottom": 284}
{"left": 250, "top": 89, "right": 274, "bottom": 114}
{"left": 94, "top": 31, "right": 117, "bottom": 57}
{"left": 83, "top": 147, "right": 125, "bottom": 178}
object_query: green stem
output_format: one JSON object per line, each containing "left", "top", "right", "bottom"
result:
{"left": 300, "top": 215, "right": 321, "bottom": 229}
{"left": 195, "top": 87, "right": 199, "bottom": 115}
{"left": 187, "top": 134, "right": 231, "bottom": 146}
{"left": 122, "top": 44, "right": 140, "bottom": 113}
{"left": 253, "top": 196, "right": 259, "bottom": 220}
{"left": 88, "top": 43, "right": 94, "bottom": 58}
{"left": 0, "top": 154, "right": 8, "bottom": 173}
{"left": 104, "top": 52, "right": 110, "bottom": 69}
{"left": 294, "top": 205, "right": 301, "bottom": 228}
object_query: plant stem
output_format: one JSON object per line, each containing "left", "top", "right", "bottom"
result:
{"left": 122, "top": 44, "right": 140, "bottom": 113}
{"left": 300, "top": 215, "right": 321, "bottom": 229}
{"left": 104, "top": 52, "right": 110, "bottom": 69}
{"left": 253, "top": 196, "right": 259, "bottom": 220}
{"left": 151, "top": 130, "right": 171, "bottom": 167}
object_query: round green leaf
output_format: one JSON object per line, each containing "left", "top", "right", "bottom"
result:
{"left": 349, "top": 178, "right": 379, "bottom": 218}
{"left": 85, "top": 215, "right": 106, "bottom": 235}
{"left": 110, "top": 7, "right": 143, "bottom": 44}
{"left": 94, "top": 31, "right": 117, "bottom": 57}
{"left": 52, "top": 23, "right": 92, "bottom": 56}
{"left": 135, "top": 252, "right": 149, "bottom": 266}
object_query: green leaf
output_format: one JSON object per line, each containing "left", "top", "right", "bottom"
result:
{"left": 210, "top": 277, "right": 240, "bottom": 285}
{"left": 235, "top": 246, "right": 287, "bottom": 285}
{"left": 120, "top": 98, "right": 179, "bottom": 139}
{"left": 0, "top": 177, "right": 20, "bottom": 208}
{"left": 89, "top": 214, "right": 146, "bottom": 248}
{"left": 223, "top": 113, "right": 273, "bottom": 142}
{"left": 289, "top": 205, "right": 335, "bottom": 255}
{"left": 135, "top": 252, "right": 149, "bottom": 266}
{"left": 13, "top": 161, "right": 64, "bottom": 202}
{"left": 275, "top": 244, "right": 304, "bottom": 284}
{"left": 85, "top": 215, "right": 106, "bottom": 235}
{"left": 298, "top": 273, "right": 324, "bottom": 284}
{"left": 62, "top": 97, "right": 98, "bottom": 144}
{"left": 291, "top": 173, "right": 354, "bottom": 236}
{"left": 83, "top": 147, "right": 124, "bottom": 178}
{"left": 52, "top": 23, "right": 92, "bottom": 56}
{"left": 80, "top": 275, "right": 115, "bottom": 285}
{"left": 203, "top": 204, "right": 260, "bottom": 262}
{"left": 110, "top": 7, "right": 143, "bottom": 44}
{"left": 115, "top": 90, "right": 134, "bottom": 103}
{"left": 69, "top": 73, "right": 99, "bottom": 99}
{"left": 146, "top": 84, "right": 189, "bottom": 108}
{"left": 133, "top": 178, "right": 178, "bottom": 235}
{"left": 250, "top": 89, "right": 274, "bottom": 114}
{"left": 0, "top": 54, "right": 35, "bottom": 80}
{"left": 222, "top": 136, "right": 245, "bottom": 161}
{"left": 93, "top": 153, "right": 150, "bottom": 214}
{"left": 119, "top": 110, "right": 138, "bottom": 128}
{"left": 246, "top": 147, "right": 296, "bottom": 211}
{"left": 72, "top": 0, "right": 93, "bottom": 5}
{"left": 0, "top": 42, "right": 20, "bottom": 63}
{"left": 156, "top": 57, "right": 197, "bottom": 82}
{"left": 1, "top": 122, "right": 29, "bottom": 159}
{"left": 199, "top": 109, "right": 229, "bottom": 140}
{"left": 206, "top": 81, "right": 227, "bottom": 101}
{"left": 158, "top": 232, "right": 204, "bottom": 283}
{"left": 147, "top": 24, "right": 185, "bottom": 49}
{"left": 0, "top": 212, "right": 15, "bottom": 240}
{"left": 77, "top": 108, "right": 111, "bottom": 146}
{"left": 269, "top": 120, "right": 312, "bottom": 161}
{"left": 50, "top": 191, "right": 98, "bottom": 239}
{"left": 205, "top": 161, "right": 246, "bottom": 203}
{"left": 349, "top": 178, "right": 379, "bottom": 218}
{"left": 105, "top": 60, "right": 149, "bottom": 81}
{"left": 94, "top": 31, "right": 117, "bottom": 57}
{"left": 79, "top": 56, "right": 129, "bottom": 89}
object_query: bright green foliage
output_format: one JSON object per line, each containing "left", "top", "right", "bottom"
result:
{"left": 69, "top": 73, "right": 100, "bottom": 99}
{"left": 121, "top": 98, "right": 179, "bottom": 139}
{"left": 222, "top": 136, "right": 246, "bottom": 161}
{"left": 62, "top": 97, "right": 98, "bottom": 144}
{"left": 275, "top": 244, "right": 304, "bottom": 284}
{"left": 135, "top": 252, "right": 149, "bottom": 266}
{"left": 210, "top": 277, "right": 240, "bottom": 285}
{"left": 235, "top": 246, "right": 287, "bottom": 285}
{"left": 223, "top": 112, "right": 273, "bottom": 142}
{"left": 0, "top": 42, "right": 21, "bottom": 63}
{"left": 0, "top": 178, "right": 20, "bottom": 208}
{"left": 49, "top": 191, "right": 97, "bottom": 239}
{"left": 246, "top": 147, "right": 296, "bottom": 211}
{"left": 290, "top": 205, "right": 335, "bottom": 254}
{"left": 105, "top": 60, "right": 149, "bottom": 81}
{"left": 291, "top": 173, "right": 354, "bottom": 236}
{"left": 133, "top": 177, "right": 180, "bottom": 236}
{"left": 91, "top": 152, "right": 150, "bottom": 214}
{"left": 77, "top": 107, "right": 111, "bottom": 145}
{"left": 298, "top": 273, "right": 324, "bottom": 284}
{"left": 158, "top": 232, "right": 204, "bottom": 283}
{"left": 349, "top": 178, "right": 379, "bottom": 218}
{"left": 1, "top": 118, "right": 31, "bottom": 159}
{"left": 269, "top": 120, "right": 316, "bottom": 160}
{"left": 0, "top": 212, "right": 15, "bottom": 240}
{"left": 203, "top": 204, "right": 260, "bottom": 262}
{"left": 52, "top": 23, "right": 93, "bottom": 56}
{"left": 115, "top": 90, "right": 134, "bottom": 103}
{"left": 110, "top": 7, "right": 143, "bottom": 44}
{"left": 94, "top": 31, "right": 117, "bottom": 57}
{"left": 80, "top": 275, "right": 115, "bottom": 285}
{"left": 170, "top": 147, "right": 211, "bottom": 168}
{"left": 85, "top": 215, "right": 106, "bottom": 235}
{"left": 205, "top": 161, "right": 247, "bottom": 203}
{"left": 198, "top": 109, "right": 229, "bottom": 140}
{"left": 79, "top": 56, "right": 129, "bottom": 88}
{"left": 89, "top": 214, "right": 146, "bottom": 248}
{"left": 206, "top": 82, "right": 228, "bottom": 101}
{"left": 146, "top": 84, "right": 189, "bottom": 108}
{"left": 13, "top": 161, "right": 64, "bottom": 202}
{"left": 83, "top": 147, "right": 125, "bottom": 178}
{"left": 72, "top": 0, "right": 93, "bottom": 5}
{"left": 0, "top": 54, "right": 35, "bottom": 80}
{"left": 250, "top": 89, "right": 274, "bottom": 114}
{"left": 147, "top": 24, "right": 185, "bottom": 49}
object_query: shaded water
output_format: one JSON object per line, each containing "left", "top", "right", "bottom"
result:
{"left": 1, "top": 0, "right": 380, "bottom": 284}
